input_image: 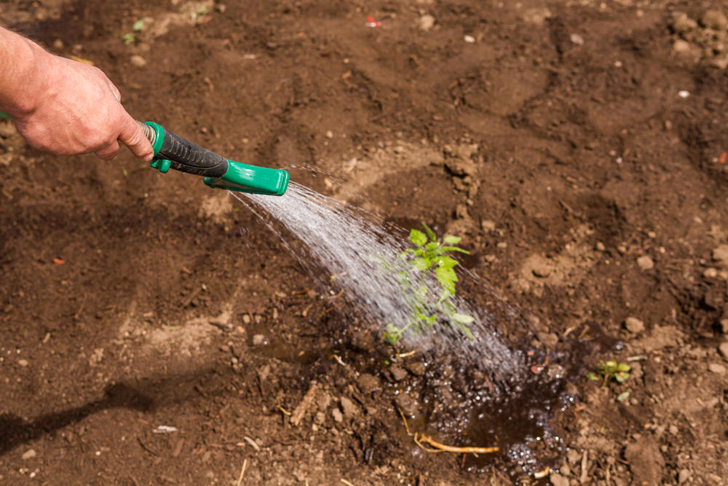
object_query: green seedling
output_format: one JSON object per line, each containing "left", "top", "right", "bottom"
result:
{"left": 121, "top": 20, "right": 144, "bottom": 44}
{"left": 121, "top": 32, "right": 137, "bottom": 44}
{"left": 587, "top": 360, "right": 631, "bottom": 386}
{"left": 383, "top": 223, "right": 474, "bottom": 345}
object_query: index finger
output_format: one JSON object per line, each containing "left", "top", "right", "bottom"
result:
{"left": 118, "top": 113, "right": 154, "bottom": 162}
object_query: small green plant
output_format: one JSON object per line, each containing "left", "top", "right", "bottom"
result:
{"left": 121, "top": 32, "right": 137, "bottom": 44}
{"left": 383, "top": 223, "right": 474, "bottom": 345}
{"left": 121, "top": 19, "right": 145, "bottom": 44}
{"left": 587, "top": 360, "right": 631, "bottom": 386}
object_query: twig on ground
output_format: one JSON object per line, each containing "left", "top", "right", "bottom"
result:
{"left": 580, "top": 449, "right": 589, "bottom": 484}
{"left": 291, "top": 381, "right": 319, "bottom": 426}
{"left": 243, "top": 436, "right": 261, "bottom": 452}
{"left": 398, "top": 409, "right": 499, "bottom": 455}
{"left": 236, "top": 459, "right": 247, "bottom": 486}
{"left": 73, "top": 293, "right": 87, "bottom": 320}
{"left": 414, "top": 434, "right": 499, "bottom": 455}
{"left": 340, "top": 480, "right": 355, "bottom": 486}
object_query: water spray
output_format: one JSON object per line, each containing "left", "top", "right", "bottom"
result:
{"left": 0, "top": 111, "right": 289, "bottom": 197}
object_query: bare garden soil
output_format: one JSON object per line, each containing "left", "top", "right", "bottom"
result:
{"left": 2, "top": 0, "right": 728, "bottom": 484}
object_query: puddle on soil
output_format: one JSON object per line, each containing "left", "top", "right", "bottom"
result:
{"left": 329, "top": 321, "right": 624, "bottom": 480}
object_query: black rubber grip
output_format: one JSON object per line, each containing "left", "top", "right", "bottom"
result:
{"left": 157, "top": 128, "right": 229, "bottom": 177}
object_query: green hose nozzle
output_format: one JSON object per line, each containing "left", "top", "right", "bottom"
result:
{"left": 141, "top": 122, "right": 288, "bottom": 196}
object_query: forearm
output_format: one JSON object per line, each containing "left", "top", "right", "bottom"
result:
{"left": 0, "top": 27, "right": 51, "bottom": 116}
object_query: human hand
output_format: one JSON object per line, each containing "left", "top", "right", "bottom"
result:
{"left": 12, "top": 51, "right": 153, "bottom": 162}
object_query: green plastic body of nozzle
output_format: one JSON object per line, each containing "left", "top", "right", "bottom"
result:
{"left": 203, "top": 163, "right": 290, "bottom": 196}
{"left": 0, "top": 111, "right": 11, "bottom": 119}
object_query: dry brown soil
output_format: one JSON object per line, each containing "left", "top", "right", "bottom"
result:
{"left": 2, "top": 0, "right": 728, "bottom": 484}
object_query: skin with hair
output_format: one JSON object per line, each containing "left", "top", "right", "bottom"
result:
{"left": 0, "top": 27, "right": 153, "bottom": 161}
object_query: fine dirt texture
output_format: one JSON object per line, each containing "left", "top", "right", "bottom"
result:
{"left": 2, "top": 0, "right": 728, "bottom": 484}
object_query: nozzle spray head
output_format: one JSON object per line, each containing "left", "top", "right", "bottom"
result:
{"left": 203, "top": 162, "right": 289, "bottom": 196}
{"left": 143, "top": 121, "right": 289, "bottom": 196}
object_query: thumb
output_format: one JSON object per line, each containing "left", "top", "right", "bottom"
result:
{"left": 118, "top": 114, "right": 154, "bottom": 162}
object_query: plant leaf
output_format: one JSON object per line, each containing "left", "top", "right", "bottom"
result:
{"left": 443, "top": 235, "right": 462, "bottom": 245}
{"left": 422, "top": 223, "right": 437, "bottom": 242}
{"left": 451, "top": 319, "right": 474, "bottom": 340}
{"left": 439, "top": 246, "right": 470, "bottom": 254}
{"left": 412, "top": 258, "right": 429, "bottom": 271}
{"left": 437, "top": 256, "right": 459, "bottom": 269}
{"left": 451, "top": 313, "right": 475, "bottom": 325}
{"left": 436, "top": 266, "right": 457, "bottom": 294}
{"left": 615, "top": 372, "right": 630, "bottom": 383}
{"left": 410, "top": 229, "right": 427, "bottom": 246}
{"left": 133, "top": 20, "right": 145, "bottom": 31}
{"left": 616, "top": 391, "right": 630, "bottom": 402}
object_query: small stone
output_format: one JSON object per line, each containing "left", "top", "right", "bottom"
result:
{"left": 701, "top": 10, "right": 728, "bottom": 31}
{"left": 339, "top": 396, "right": 359, "bottom": 418}
{"left": 455, "top": 203, "right": 469, "bottom": 220}
{"left": 316, "top": 392, "right": 332, "bottom": 411}
{"left": 708, "top": 362, "right": 726, "bottom": 374}
{"left": 712, "top": 244, "right": 728, "bottom": 266}
{"left": 388, "top": 365, "right": 408, "bottom": 382}
{"left": 531, "top": 261, "right": 552, "bottom": 278}
{"left": 405, "top": 361, "right": 426, "bottom": 376}
{"left": 325, "top": 130, "right": 333, "bottom": 139}
{"left": 481, "top": 220, "right": 496, "bottom": 232}
{"left": 595, "top": 241, "right": 606, "bottom": 251}
{"left": 718, "top": 342, "right": 728, "bottom": 360}
{"left": 18, "top": 359, "right": 28, "bottom": 367}
{"left": 394, "top": 393, "right": 419, "bottom": 417}
{"left": 637, "top": 255, "right": 654, "bottom": 270}
{"left": 252, "top": 334, "right": 265, "bottom": 346}
{"left": 569, "top": 33, "right": 584, "bottom": 46}
{"left": 418, "top": 14, "right": 435, "bottom": 31}
{"left": 704, "top": 268, "right": 719, "bottom": 278}
{"left": 708, "top": 473, "right": 723, "bottom": 483}
{"left": 314, "top": 411, "right": 325, "bottom": 425}
{"left": 357, "top": 373, "right": 381, "bottom": 394}
{"left": 537, "top": 332, "right": 559, "bottom": 348}
{"left": 464, "top": 35, "right": 475, "bottom": 43}
{"left": 673, "top": 39, "right": 692, "bottom": 53}
{"left": 671, "top": 13, "right": 698, "bottom": 34}
{"left": 567, "top": 449, "right": 581, "bottom": 464}
{"left": 710, "top": 56, "right": 728, "bottom": 69}
{"left": 669, "top": 425, "right": 679, "bottom": 435}
{"left": 720, "top": 319, "right": 728, "bottom": 334}
{"left": 678, "top": 469, "right": 691, "bottom": 484}
{"left": 130, "top": 55, "right": 147, "bottom": 67}
{"left": 242, "top": 314, "right": 251, "bottom": 324}
{"left": 550, "top": 472, "right": 569, "bottom": 486}
{"left": 331, "top": 408, "right": 343, "bottom": 423}
{"left": 22, "top": 449, "right": 36, "bottom": 460}
{"left": 625, "top": 317, "right": 645, "bottom": 334}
